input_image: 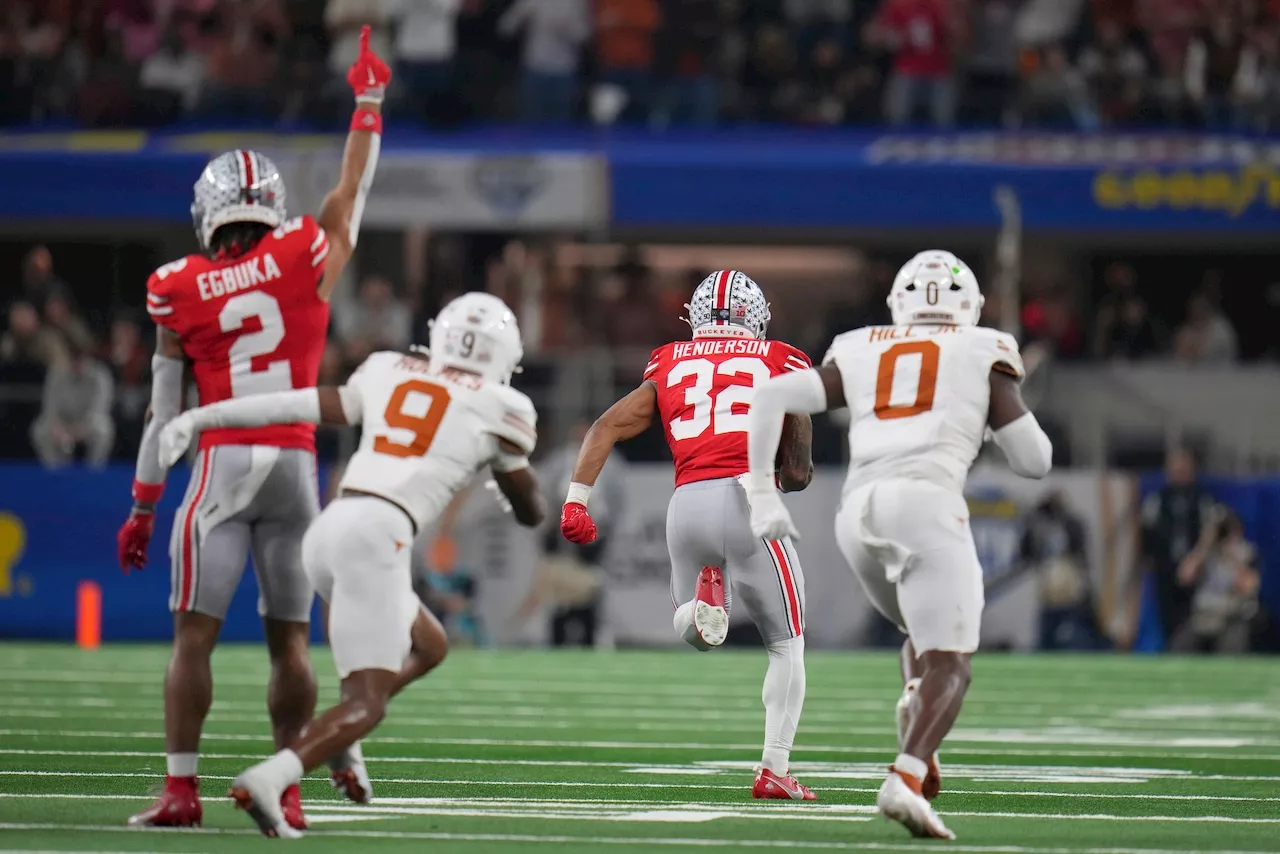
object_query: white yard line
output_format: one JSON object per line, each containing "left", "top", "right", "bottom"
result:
{"left": 0, "top": 822, "right": 1278, "bottom": 852}
{"left": 4, "top": 769, "right": 1279, "bottom": 803}
{"left": 1, "top": 729, "right": 1275, "bottom": 760}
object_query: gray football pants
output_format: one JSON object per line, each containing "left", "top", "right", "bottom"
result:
{"left": 168, "top": 445, "right": 318, "bottom": 623}
{"left": 666, "top": 477, "right": 806, "bottom": 643}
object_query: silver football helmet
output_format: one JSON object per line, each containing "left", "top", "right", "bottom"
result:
{"left": 683, "top": 270, "right": 771, "bottom": 339}
{"left": 191, "top": 150, "right": 288, "bottom": 250}
{"left": 428, "top": 292, "right": 524, "bottom": 384}
{"left": 887, "top": 250, "right": 984, "bottom": 326}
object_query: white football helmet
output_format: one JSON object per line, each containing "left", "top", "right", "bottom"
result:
{"left": 428, "top": 292, "right": 524, "bottom": 384}
{"left": 887, "top": 250, "right": 984, "bottom": 326}
{"left": 683, "top": 270, "right": 771, "bottom": 339}
{"left": 191, "top": 150, "right": 288, "bottom": 250}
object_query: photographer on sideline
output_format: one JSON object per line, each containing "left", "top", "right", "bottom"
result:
{"left": 1170, "top": 507, "right": 1260, "bottom": 654}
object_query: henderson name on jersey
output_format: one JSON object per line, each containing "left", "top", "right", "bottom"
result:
{"left": 145, "top": 215, "right": 331, "bottom": 452}
{"left": 823, "top": 323, "right": 1025, "bottom": 494}
{"left": 645, "top": 337, "right": 812, "bottom": 486}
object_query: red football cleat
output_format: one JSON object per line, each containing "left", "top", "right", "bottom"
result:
{"left": 127, "top": 775, "right": 203, "bottom": 827}
{"left": 752, "top": 768, "right": 817, "bottom": 801}
{"left": 693, "top": 566, "right": 728, "bottom": 647}
{"left": 280, "top": 783, "right": 308, "bottom": 831}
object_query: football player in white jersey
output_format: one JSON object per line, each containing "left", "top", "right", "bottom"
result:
{"left": 743, "top": 251, "right": 1052, "bottom": 840}
{"left": 157, "top": 293, "right": 546, "bottom": 838}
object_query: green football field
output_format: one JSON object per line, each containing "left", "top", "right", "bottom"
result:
{"left": 0, "top": 644, "right": 1278, "bottom": 854}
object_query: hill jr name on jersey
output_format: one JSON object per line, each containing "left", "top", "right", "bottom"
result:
{"left": 196, "top": 254, "right": 283, "bottom": 301}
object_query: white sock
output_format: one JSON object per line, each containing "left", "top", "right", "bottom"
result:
{"left": 257, "top": 748, "right": 305, "bottom": 790}
{"left": 894, "top": 752, "right": 928, "bottom": 781}
{"left": 673, "top": 601, "right": 712, "bottom": 651}
{"left": 760, "top": 634, "right": 806, "bottom": 775}
{"left": 329, "top": 740, "right": 365, "bottom": 772}
{"left": 166, "top": 752, "right": 198, "bottom": 778}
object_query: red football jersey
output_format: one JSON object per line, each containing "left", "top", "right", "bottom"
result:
{"left": 644, "top": 337, "right": 812, "bottom": 487}
{"left": 146, "top": 215, "right": 331, "bottom": 452}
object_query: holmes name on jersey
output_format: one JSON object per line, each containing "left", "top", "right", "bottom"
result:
{"left": 197, "top": 254, "right": 283, "bottom": 301}
{"left": 672, "top": 339, "right": 773, "bottom": 359}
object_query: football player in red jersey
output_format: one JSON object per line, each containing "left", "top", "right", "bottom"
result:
{"left": 561, "top": 270, "right": 819, "bottom": 801}
{"left": 117, "top": 27, "right": 390, "bottom": 830}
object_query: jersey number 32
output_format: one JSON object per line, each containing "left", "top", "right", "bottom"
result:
{"left": 667, "top": 357, "right": 771, "bottom": 440}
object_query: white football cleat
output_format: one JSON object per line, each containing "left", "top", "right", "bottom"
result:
{"left": 329, "top": 745, "right": 374, "bottom": 804}
{"left": 229, "top": 766, "right": 301, "bottom": 839}
{"left": 877, "top": 771, "right": 955, "bottom": 840}
{"left": 895, "top": 678, "right": 941, "bottom": 800}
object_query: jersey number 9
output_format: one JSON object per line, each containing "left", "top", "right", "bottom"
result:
{"left": 374, "top": 379, "right": 452, "bottom": 458}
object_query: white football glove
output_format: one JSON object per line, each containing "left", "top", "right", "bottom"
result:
{"left": 158, "top": 412, "right": 197, "bottom": 469}
{"left": 484, "top": 479, "right": 512, "bottom": 515}
{"left": 746, "top": 485, "right": 799, "bottom": 542}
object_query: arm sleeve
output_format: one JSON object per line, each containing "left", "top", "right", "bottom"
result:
{"left": 992, "top": 411, "right": 1053, "bottom": 479}
{"left": 745, "top": 368, "right": 827, "bottom": 492}
{"left": 489, "top": 390, "right": 539, "bottom": 456}
{"left": 133, "top": 354, "right": 186, "bottom": 499}
{"left": 186, "top": 388, "right": 323, "bottom": 432}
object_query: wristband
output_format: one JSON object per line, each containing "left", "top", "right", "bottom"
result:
{"left": 351, "top": 108, "right": 383, "bottom": 134}
{"left": 132, "top": 480, "right": 164, "bottom": 506}
{"left": 565, "top": 482, "right": 592, "bottom": 507}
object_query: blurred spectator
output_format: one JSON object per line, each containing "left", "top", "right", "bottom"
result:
{"left": 1234, "top": 24, "right": 1280, "bottom": 130}
{"left": 654, "top": 0, "right": 720, "bottom": 127}
{"left": 138, "top": 23, "right": 205, "bottom": 119}
{"left": 334, "top": 274, "right": 413, "bottom": 364}
{"left": 740, "top": 23, "right": 802, "bottom": 122}
{"left": 1170, "top": 507, "right": 1260, "bottom": 653}
{"left": 197, "top": 0, "right": 288, "bottom": 119}
{"left": 1019, "top": 491, "right": 1103, "bottom": 651}
{"left": 1019, "top": 44, "right": 1098, "bottom": 128}
{"left": 1101, "top": 295, "right": 1165, "bottom": 359}
{"left": 600, "top": 254, "right": 667, "bottom": 350}
{"left": 593, "top": 0, "right": 662, "bottom": 124}
{"left": 1184, "top": 14, "right": 1246, "bottom": 128}
{"left": 785, "top": 0, "right": 854, "bottom": 53}
{"left": 30, "top": 335, "right": 115, "bottom": 469}
{"left": 500, "top": 0, "right": 591, "bottom": 125}
{"left": 20, "top": 246, "right": 70, "bottom": 313}
{"left": 325, "top": 0, "right": 392, "bottom": 79}
{"left": 1021, "top": 286, "right": 1084, "bottom": 358}
{"left": 1174, "top": 290, "right": 1239, "bottom": 364}
{"left": 1079, "top": 18, "right": 1148, "bottom": 126}
{"left": 964, "top": 0, "right": 1022, "bottom": 126}
{"left": 1133, "top": 446, "right": 1217, "bottom": 648}
{"left": 388, "top": 0, "right": 463, "bottom": 122}
{"left": 42, "top": 294, "right": 93, "bottom": 353}
{"left": 103, "top": 313, "right": 149, "bottom": 443}
{"left": 1, "top": 301, "right": 65, "bottom": 373}
{"left": 869, "top": 0, "right": 963, "bottom": 127}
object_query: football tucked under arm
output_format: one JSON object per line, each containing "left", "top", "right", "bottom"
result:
{"left": 776, "top": 414, "right": 813, "bottom": 493}
{"left": 746, "top": 369, "right": 828, "bottom": 494}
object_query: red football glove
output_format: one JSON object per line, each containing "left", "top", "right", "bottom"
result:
{"left": 560, "top": 502, "right": 598, "bottom": 545}
{"left": 117, "top": 509, "right": 155, "bottom": 574}
{"left": 347, "top": 25, "right": 391, "bottom": 105}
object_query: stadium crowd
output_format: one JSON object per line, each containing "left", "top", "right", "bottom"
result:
{"left": 2, "top": 0, "right": 1280, "bottom": 130}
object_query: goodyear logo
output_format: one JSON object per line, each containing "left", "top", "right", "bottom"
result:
{"left": 0, "top": 512, "right": 27, "bottom": 598}
{"left": 1094, "top": 166, "right": 1280, "bottom": 218}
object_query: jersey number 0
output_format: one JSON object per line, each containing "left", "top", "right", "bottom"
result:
{"left": 875, "top": 340, "right": 939, "bottom": 420}
{"left": 374, "top": 379, "right": 452, "bottom": 458}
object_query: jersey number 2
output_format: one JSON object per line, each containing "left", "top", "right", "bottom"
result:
{"left": 374, "top": 379, "right": 452, "bottom": 458}
{"left": 219, "top": 292, "right": 290, "bottom": 398}
{"left": 667, "top": 357, "right": 772, "bottom": 440}
{"left": 875, "top": 340, "right": 939, "bottom": 420}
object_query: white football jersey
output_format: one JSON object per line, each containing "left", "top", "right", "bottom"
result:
{"left": 823, "top": 325, "right": 1024, "bottom": 495}
{"left": 337, "top": 351, "right": 537, "bottom": 530}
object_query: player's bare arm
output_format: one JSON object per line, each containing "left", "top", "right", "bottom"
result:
{"left": 491, "top": 448, "right": 547, "bottom": 527}
{"left": 571, "top": 381, "right": 658, "bottom": 487}
{"left": 986, "top": 369, "right": 1053, "bottom": 478}
{"left": 316, "top": 26, "right": 390, "bottom": 300}
{"left": 560, "top": 381, "right": 657, "bottom": 544}
{"left": 777, "top": 414, "right": 814, "bottom": 493}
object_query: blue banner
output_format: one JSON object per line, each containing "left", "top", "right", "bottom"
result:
{"left": 0, "top": 463, "right": 327, "bottom": 642}
{"left": 7, "top": 129, "right": 1280, "bottom": 232}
